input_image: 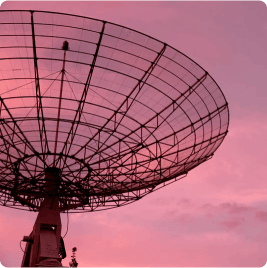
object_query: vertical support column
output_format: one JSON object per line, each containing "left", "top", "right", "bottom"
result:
{"left": 21, "top": 167, "right": 63, "bottom": 267}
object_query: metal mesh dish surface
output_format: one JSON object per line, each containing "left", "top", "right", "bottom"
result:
{"left": 0, "top": 10, "right": 229, "bottom": 212}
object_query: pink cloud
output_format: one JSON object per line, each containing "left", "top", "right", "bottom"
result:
{"left": 255, "top": 211, "right": 267, "bottom": 223}
{"left": 199, "top": 202, "right": 256, "bottom": 215}
{"left": 219, "top": 202, "right": 256, "bottom": 214}
{"left": 220, "top": 216, "right": 245, "bottom": 230}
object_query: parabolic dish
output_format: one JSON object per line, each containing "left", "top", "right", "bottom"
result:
{"left": 0, "top": 10, "right": 229, "bottom": 212}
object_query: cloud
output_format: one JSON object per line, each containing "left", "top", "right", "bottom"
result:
{"left": 200, "top": 201, "right": 256, "bottom": 214}
{"left": 177, "top": 213, "right": 193, "bottom": 224}
{"left": 177, "top": 198, "right": 192, "bottom": 206}
{"left": 219, "top": 202, "right": 256, "bottom": 214}
{"left": 220, "top": 216, "right": 245, "bottom": 230}
{"left": 254, "top": 210, "right": 267, "bottom": 222}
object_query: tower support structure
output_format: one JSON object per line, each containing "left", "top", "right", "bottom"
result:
{"left": 21, "top": 167, "right": 64, "bottom": 267}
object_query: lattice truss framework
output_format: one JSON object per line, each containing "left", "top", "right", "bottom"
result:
{"left": 0, "top": 10, "right": 229, "bottom": 212}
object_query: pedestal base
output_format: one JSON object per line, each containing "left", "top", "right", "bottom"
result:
{"left": 21, "top": 167, "right": 64, "bottom": 267}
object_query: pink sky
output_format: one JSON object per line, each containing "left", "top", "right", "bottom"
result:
{"left": 0, "top": 1, "right": 267, "bottom": 267}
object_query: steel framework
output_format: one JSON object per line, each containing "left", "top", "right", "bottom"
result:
{"left": 0, "top": 10, "right": 229, "bottom": 214}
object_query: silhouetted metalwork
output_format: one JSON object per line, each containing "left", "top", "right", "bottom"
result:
{"left": 0, "top": 10, "right": 229, "bottom": 214}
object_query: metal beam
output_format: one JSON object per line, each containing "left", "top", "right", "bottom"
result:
{"left": 53, "top": 42, "right": 68, "bottom": 164}
{"left": 57, "top": 22, "right": 106, "bottom": 168}
{"left": 30, "top": 11, "right": 49, "bottom": 158}
{"left": 73, "top": 43, "right": 167, "bottom": 159}
{"left": 0, "top": 97, "right": 46, "bottom": 165}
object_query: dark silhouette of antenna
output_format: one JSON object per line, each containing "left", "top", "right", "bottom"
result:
{"left": 0, "top": 10, "right": 229, "bottom": 267}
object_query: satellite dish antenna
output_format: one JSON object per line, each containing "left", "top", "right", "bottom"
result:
{"left": 0, "top": 10, "right": 229, "bottom": 267}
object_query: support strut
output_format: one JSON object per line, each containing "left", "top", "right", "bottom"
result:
{"left": 53, "top": 41, "right": 69, "bottom": 165}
